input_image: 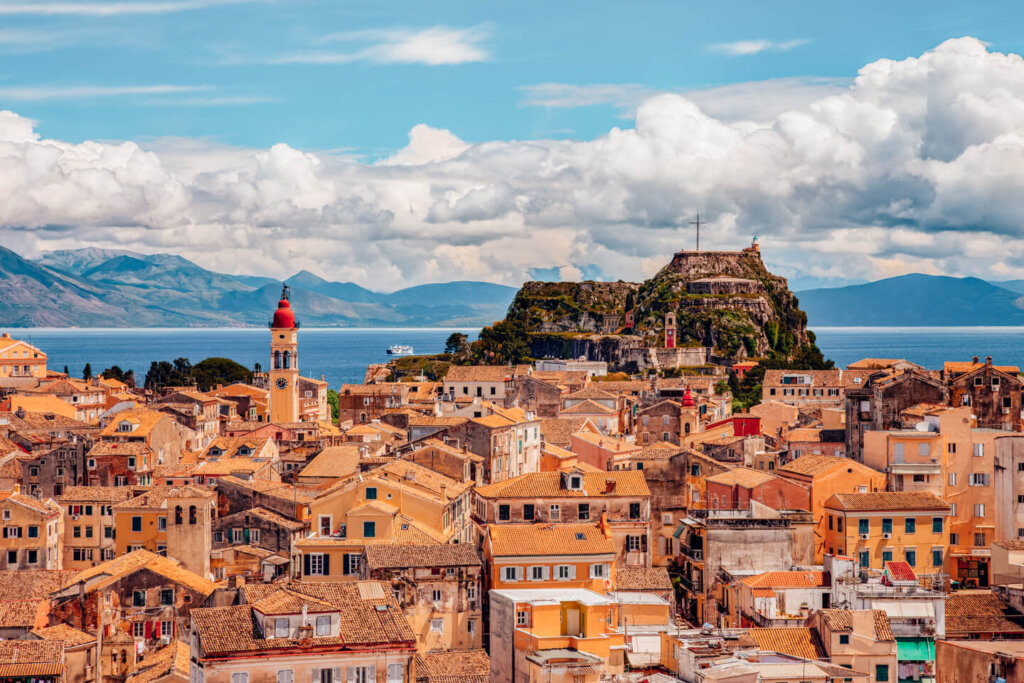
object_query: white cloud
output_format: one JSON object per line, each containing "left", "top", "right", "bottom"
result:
{"left": 0, "top": 0, "right": 255, "bottom": 16}
{"left": 708, "top": 38, "right": 809, "bottom": 56}
{"left": 8, "top": 37, "right": 1024, "bottom": 290}
{"left": 273, "top": 26, "right": 490, "bottom": 66}
{"left": 0, "top": 84, "right": 211, "bottom": 101}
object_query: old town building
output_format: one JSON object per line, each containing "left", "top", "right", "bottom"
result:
{"left": 0, "top": 490, "right": 62, "bottom": 570}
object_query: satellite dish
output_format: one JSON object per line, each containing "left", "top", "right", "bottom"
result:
{"left": 915, "top": 422, "right": 931, "bottom": 432}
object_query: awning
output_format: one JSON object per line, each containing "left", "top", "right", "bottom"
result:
{"left": 897, "top": 638, "right": 935, "bottom": 661}
{"left": 874, "top": 600, "right": 935, "bottom": 618}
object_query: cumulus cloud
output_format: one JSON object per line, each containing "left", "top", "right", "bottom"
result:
{"left": 272, "top": 26, "right": 490, "bottom": 66}
{"left": 10, "top": 37, "right": 1024, "bottom": 289}
{"left": 0, "top": 0, "right": 257, "bottom": 16}
{"left": 707, "top": 38, "right": 809, "bottom": 56}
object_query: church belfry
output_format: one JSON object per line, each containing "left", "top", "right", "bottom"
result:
{"left": 269, "top": 284, "right": 300, "bottom": 423}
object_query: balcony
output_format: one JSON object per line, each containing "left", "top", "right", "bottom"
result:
{"left": 680, "top": 545, "right": 704, "bottom": 562}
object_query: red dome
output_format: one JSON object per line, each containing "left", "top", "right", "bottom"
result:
{"left": 681, "top": 386, "right": 695, "bottom": 407}
{"left": 272, "top": 298, "right": 296, "bottom": 328}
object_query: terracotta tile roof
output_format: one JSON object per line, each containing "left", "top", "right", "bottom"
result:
{"left": 339, "top": 383, "right": 410, "bottom": 396}
{"left": 946, "top": 593, "right": 1024, "bottom": 634}
{"left": 779, "top": 454, "right": 850, "bottom": 477}
{"left": 0, "top": 570, "right": 76, "bottom": 600}
{"left": 995, "top": 539, "right": 1024, "bottom": 551}
{"left": 945, "top": 361, "right": 1020, "bottom": 376}
{"left": 364, "top": 544, "right": 482, "bottom": 570}
{"left": 818, "top": 609, "right": 894, "bottom": 641}
{"left": 0, "top": 491, "right": 60, "bottom": 516}
{"left": 416, "top": 650, "right": 490, "bottom": 683}
{"left": 297, "top": 514, "right": 444, "bottom": 547}
{"left": 564, "top": 387, "right": 617, "bottom": 401}
{"left": 217, "top": 476, "right": 317, "bottom": 505}
{"left": 0, "top": 600, "right": 47, "bottom": 628}
{"left": 298, "top": 445, "right": 362, "bottom": 479}
{"left": 749, "top": 627, "right": 827, "bottom": 660}
{"left": 58, "top": 486, "right": 133, "bottom": 503}
{"left": 0, "top": 640, "right": 63, "bottom": 676}
{"left": 741, "top": 571, "right": 830, "bottom": 588}
{"left": 88, "top": 441, "right": 153, "bottom": 456}
{"left": 114, "top": 485, "right": 215, "bottom": 510}
{"left": 488, "top": 523, "right": 615, "bottom": 558}
{"left": 99, "top": 407, "right": 168, "bottom": 438}
{"left": 539, "top": 418, "right": 591, "bottom": 446}
{"left": 750, "top": 588, "right": 776, "bottom": 598}
{"left": 31, "top": 623, "right": 95, "bottom": 647}
{"left": 614, "top": 566, "right": 672, "bottom": 591}
{"left": 126, "top": 641, "right": 190, "bottom": 683}
{"left": 560, "top": 399, "right": 615, "bottom": 415}
{"left": 828, "top": 491, "right": 950, "bottom": 511}
{"left": 370, "top": 459, "right": 472, "bottom": 500}
{"left": 569, "top": 431, "right": 639, "bottom": 452}
{"left": 220, "top": 507, "right": 305, "bottom": 531}
{"left": 202, "top": 435, "right": 274, "bottom": 458}
{"left": 475, "top": 470, "right": 649, "bottom": 498}
{"left": 847, "top": 358, "right": 908, "bottom": 370}
{"left": 63, "top": 549, "right": 217, "bottom": 597}
{"left": 444, "top": 366, "right": 511, "bottom": 383}
{"left": 251, "top": 587, "right": 337, "bottom": 615}
{"left": 705, "top": 467, "right": 779, "bottom": 489}
{"left": 408, "top": 416, "right": 468, "bottom": 427}
{"left": 885, "top": 560, "right": 917, "bottom": 583}
{"left": 209, "top": 383, "right": 269, "bottom": 399}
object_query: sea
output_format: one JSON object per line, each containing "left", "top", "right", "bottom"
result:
{"left": 6, "top": 326, "right": 1024, "bottom": 387}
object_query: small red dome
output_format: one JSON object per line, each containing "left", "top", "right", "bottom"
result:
{"left": 272, "top": 298, "right": 296, "bottom": 328}
{"left": 681, "top": 386, "right": 695, "bottom": 407}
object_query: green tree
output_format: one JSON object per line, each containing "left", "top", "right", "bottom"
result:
{"left": 472, "top": 319, "right": 531, "bottom": 365}
{"left": 144, "top": 357, "right": 195, "bottom": 391}
{"left": 192, "top": 357, "right": 251, "bottom": 391}
{"left": 101, "top": 365, "right": 125, "bottom": 382}
{"left": 62, "top": 365, "right": 69, "bottom": 376}
{"left": 444, "top": 332, "right": 468, "bottom": 355}
{"left": 327, "top": 388, "right": 340, "bottom": 422}
{"left": 82, "top": 363, "right": 92, "bottom": 381}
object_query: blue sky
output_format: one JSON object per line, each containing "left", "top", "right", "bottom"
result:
{"left": 5, "top": 0, "right": 1020, "bottom": 153}
{"left": 4, "top": 1, "right": 1024, "bottom": 291}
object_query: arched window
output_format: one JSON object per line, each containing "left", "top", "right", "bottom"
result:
{"left": 283, "top": 350, "right": 290, "bottom": 369}
{"left": 189, "top": 505, "right": 197, "bottom": 525}
{"left": 684, "top": 422, "right": 691, "bottom": 434}
{"left": 174, "top": 505, "right": 183, "bottom": 525}
{"left": 273, "top": 351, "right": 281, "bottom": 369}
{"left": 120, "top": 650, "right": 127, "bottom": 664}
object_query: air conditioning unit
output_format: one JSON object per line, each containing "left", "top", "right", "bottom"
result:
{"left": 160, "top": 635, "right": 170, "bottom": 645}
{"left": 860, "top": 533, "right": 870, "bottom": 540}
{"left": 71, "top": 515, "right": 79, "bottom": 521}
{"left": 882, "top": 533, "right": 891, "bottom": 539}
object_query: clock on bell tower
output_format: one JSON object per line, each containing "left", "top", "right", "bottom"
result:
{"left": 269, "top": 284, "right": 300, "bottom": 424}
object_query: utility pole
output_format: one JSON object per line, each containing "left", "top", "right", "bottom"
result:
{"left": 689, "top": 213, "right": 703, "bottom": 251}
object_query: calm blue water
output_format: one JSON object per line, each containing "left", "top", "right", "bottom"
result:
{"left": 6, "top": 326, "right": 1024, "bottom": 387}
{"left": 8, "top": 328, "right": 479, "bottom": 388}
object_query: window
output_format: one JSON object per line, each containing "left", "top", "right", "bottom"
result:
{"left": 26, "top": 549, "right": 37, "bottom": 564}
{"left": 838, "top": 517, "right": 844, "bottom": 532}
{"left": 829, "top": 515, "right": 834, "bottom": 531}
{"left": 431, "top": 589, "right": 443, "bottom": 602}
{"left": 918, "top": 442, "right": 930, "bottom": 456}
{"left": 932, "top": 517, "right": 943, "bottom": 533}
{"left": 363, "top": 521, "right": 376, "bottom": 538}
{"left": 467, "top": 583, "right": 477, "bottom": 601}
{"left": 274, "top": 617, "right": 289, "bottom": 638}
{"left": 557, "top": 565, "right": 573, "bottom": 580}
{"left": 951, "top": 532, "right": 959, "bottom": 545}
{"left": 839, "top": 634, "right": 850, "bottom": 644}
{"left": 319, "top": 515, "right": 332, "bottom": 536}
{"left": 569, "top": 475, "right": 582, "bottom": 490}
{"left": 73, "top": 526, "right": 81, "bottom": 538}
{"left": 231, "top": 674, "right": 249, "bottom": 683}
{"left": 529, "top": 566, "right": 548, "bottom": 581}
{"left": 905, "top": 518, "right": 916, "bottom": 534}
{"left": 663, "top": 513, "right": 673, "bottom": 525}
{"left": 578, "top": 503, "right": 590, "bottom": 521}
{"left": 365, "top": 487, "right": 377, "bottom": 500}
{"left": 550, "top": 504, "right": 560, "bottom": 521}
{"left": 523, "top": 504, "right": 534, "bottom": 521}
{"left": 133, "top": 622, "right": 145, "bottom": 638}
{"left": 590, "top": 563, "right": 607, "bottom": 578}
{"left": 975, "top": 503, "right": 986, "bottom": 518}
{"left": 316, "top": 615, "right": 331, "bottom": 636}
{"left": 307, "top": 553, "right": 326, "bottom": 576}
{"left": 158, "top": 517, "right": 166, "bottom": 532}
{"left": 387, "top": 663, "right": 403, "bottom": 683}
{"left": 859, "top": 519, "right": 869, "bottom": 535}
{"left": 882, "top": 518, "right": 892, "bottom": 535}
{"left": 498, "top": 505, "right": 510, "bottom": 521}
{"left": 501, "top": 566, "right": 522, "bottom": 582}
{"left": 933, "top": 548, "right": 943, "bottom": 566}
{"left": 859, "top": 550, "right": 870, "bottom": 568}
{"left": 516, "top": 610, "right": 529, "bottom": 626}
{"left": 882, "top": 549, "right": 893, "bottom": 564}
{"left": 630, "top": 502, "right": 641, "bottom": 520}
{"left": 975, "top": 532, "right": 986, "bottom": 547}
{"left": 277, "top": 671, "right": 293, "bottom": 683}
{"left": 970, "top": 473, "right": 990, "bottom": 486}
{"left": 949, "top": 472, "right": 957, "bottom": 487}
{"left": 131, "top": 516, "right": 142, "bottom": 532}
{"left": 133, "top": 590, "right": 146, "bottom": 607}
{"left": 232, "top": 529, "right": 243, "bottom": 544}
{"left": 467, "top": 619, "right": 476, "bottom": 635}
{"left": 876, "top": 664, "right": 889, "bottom": 683}
{"left": 905, "top": 549, "right": 916, "bottom": 567}
{"left": 251, "top": 529, "right": 260, "bottom": 543}
{"left": 974, "top": 443, "right": 985, "bottom": 457}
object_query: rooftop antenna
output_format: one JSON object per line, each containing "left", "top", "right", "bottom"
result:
{"left": 689, "top": 213, "right": 704, "bottom": 251}
{"left": 281, "top": 283, "right": 290, "bottom": 300}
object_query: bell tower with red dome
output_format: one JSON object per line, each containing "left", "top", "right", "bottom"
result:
{"left": 269, "top": 284, "right": 300, "bottom": 424}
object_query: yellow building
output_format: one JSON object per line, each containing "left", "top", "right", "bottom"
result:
{"left": 488, "top": 588, "right": 626, "bottom": 683}
{"left": 0, "top": 489, "right": 63, "bottom": 569}
{"left": 269, "top": 285, "right": 300, "bottom": 424}
{"left": 59, "top": 485, "right": 133, "bottom": 569}
{"left": 113, "top": 485, "right": 214, "bottom": 578}
{"left": 822, "top": 491, "right": 950, "bottom": 575}
{"left": 484, "top": 523, "right": 617, "bottom": 593}
{"left": 298, "top": 460, "right": 473, "bottom": 581}
{"left": 0, "top": 333, "right": 47, "bottom": 379}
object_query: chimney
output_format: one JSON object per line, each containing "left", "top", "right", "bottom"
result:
{"left": 0, "top": 333, "right": 8, "bottom": 338}
{"left": 986, "top": 356, "right": 993, "bottom": 366}
{"left": 973, "top": 356, "right": 980, "bottom": 364}
{"left": 440, "top": 484, "right": 447, "bottom": 502}
{"left": 605, "top": 478, "right": 616, "bottom": 493}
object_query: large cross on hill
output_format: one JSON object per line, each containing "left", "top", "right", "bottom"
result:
{"left": 689, "top": 213, "right": 703, "bottom": 251}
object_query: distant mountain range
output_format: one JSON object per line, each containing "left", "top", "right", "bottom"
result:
{"left": 797, "top": 274, "right": 1024, "bottom": 326}
{"left": 0, "top": 246, "right": 517, "bottom": 328}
